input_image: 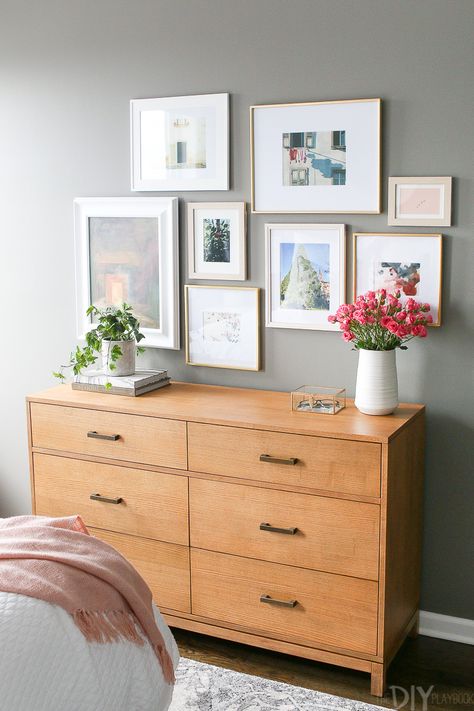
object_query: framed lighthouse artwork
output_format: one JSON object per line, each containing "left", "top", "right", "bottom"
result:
{"left": 265, "top": 223, "right": 346, "bottom": 331}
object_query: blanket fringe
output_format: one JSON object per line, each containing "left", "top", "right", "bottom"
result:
{"left": 72, "top": 609, "right": 175, "bottom": 684}
{"left": 72, "top": 609, "right": 145, "bottom": 645}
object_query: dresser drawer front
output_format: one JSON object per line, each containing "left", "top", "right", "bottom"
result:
{"left": 30, "top": 403, "right": 187, "bottom": 470}
{"left": 90, "top": 528, "right": 190, "bottom": 613}
{"left": 191, "top": 550, "right": 378, "bottom": 655}
{"left": 188, "top": 423, "right": 380, "bottom": 497}
{"left": 33, "top": 453, "right": 189, "bottom": 545}
{"left": 190, "top": 479, "right": 379, "bottom": 580}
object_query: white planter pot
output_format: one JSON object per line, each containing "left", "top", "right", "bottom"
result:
{"left": 101, "top": 340, "right": 136, "bottom": 377}
{"left": 354, "top": 349, "right": 398, "bottom": 416}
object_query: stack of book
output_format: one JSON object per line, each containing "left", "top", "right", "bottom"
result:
{"left": 72, "top": 369, "right": 171, "bottom": 397}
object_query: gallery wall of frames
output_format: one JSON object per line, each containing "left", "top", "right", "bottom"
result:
{"left": 75, "top": 93, "right": 449, "bottom": 371}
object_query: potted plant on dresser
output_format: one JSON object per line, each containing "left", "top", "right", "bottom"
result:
{"left": 329, "top": 289, "right": 433, "bottom": 415}
{"left": 54, "top": 303, "right": 145, "bottom": 383}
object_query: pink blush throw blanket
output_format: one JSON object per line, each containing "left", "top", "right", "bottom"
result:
{"left": 0, "top": 515, "right": 174, "bottom": 684}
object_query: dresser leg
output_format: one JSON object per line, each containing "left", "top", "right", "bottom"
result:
{"left": 370, "top": 663, "right": 386, "bottom": 697}
{"left": 408, "top": 611, "right": 420, "bottom": 639}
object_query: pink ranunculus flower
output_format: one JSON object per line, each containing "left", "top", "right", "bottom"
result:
{"left": 412, "top": 325, "right": 427, "bottom": 337}
{"left": 343, "top": 331, "right": 355, "bottom": 341}
{"left": 380, "top": 316, "right": 392, "bottom": 328}
{"left": 328, "top": 314, "right": 337, "bottom": 323}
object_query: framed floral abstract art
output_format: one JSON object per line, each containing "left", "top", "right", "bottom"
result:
{"left": 185, "top": 285, "right": 260, "bottom": 370}
{"left": 265, "top": 223, "right": 346, "bottom": 331}
{"left": 250, "top": 98, "right": 381, "bottom": 213}
{"left": 353, "top": 232, "right": 443, "bottom": 326}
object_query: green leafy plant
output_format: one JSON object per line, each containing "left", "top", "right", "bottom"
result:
{"left": 54, "top": 303, "right": 145, "bottom": 386}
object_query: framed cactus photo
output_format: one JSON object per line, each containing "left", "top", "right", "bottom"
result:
{"left": 187, "top": 202, "right": 246, "bottom": 280}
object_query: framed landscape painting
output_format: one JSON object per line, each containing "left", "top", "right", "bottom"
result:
{"left": 388, "top": 176, "right": 452, "bottom": 226}
{"left": 187, "top": 202, "right": 246, "bottom": 280}
{"left": 265, "top": 223, "right": 346, "bottom": 331}
{"left": 185, "top": 285, "right": 260, "bottom": 370}
{"left": 251, "top": 98, "right": 381, "bottom": 213}
{"left": 353, "top": 233, "right": 442, "bottom": 326}
{"left": 131, "top": 93, "right": 229, "bottom": 191}
{"left": 74, "top": 197, "right": 180, "bottom": 349}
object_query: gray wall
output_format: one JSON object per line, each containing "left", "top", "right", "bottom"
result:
{"left": 0, "top": 0, "right": 473, "bottom": 620}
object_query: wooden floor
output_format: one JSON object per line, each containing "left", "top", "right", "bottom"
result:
{"left": 173, "top": 628, "right": 474, "bottom": 710}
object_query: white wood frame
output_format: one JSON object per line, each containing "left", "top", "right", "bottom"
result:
{"left": 131, "top": 93, "right": 229, "bottom": 191}
{"left": 265, "top": 223, "right": 346, "bottom": 331}
{"left": 388, "top": 176, "right": 452, "bottom": 226}
{"left": 74, "top": 197, "right": 180, "bottom": 349}
{"left": 187, "top": 202, "right": 246, "bottom": 281}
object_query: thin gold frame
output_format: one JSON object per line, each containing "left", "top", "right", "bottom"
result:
{"left": 353, "top": 233, "right": 443, "bottom": 327}
{"left": 250, "top": 98, "right": 382, "bottom": 214}
{"left": 387, "top": 177, "right": 452, "bottom": 227}
{"left": 184, "top": 284, "right": 260, "bottom": 370}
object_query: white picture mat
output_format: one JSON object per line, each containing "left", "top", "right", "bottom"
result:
{"left": 396, "top": 184, "right": 444, "bottom": 218}
{"left": 131, "top": 93, "right": 228, "bottom": 191}
{"left": 74, "top": 197, "right": 180, "bottom": 349}
{"left": 193, "top": 207, "right": 242, "bottom": 275}
{"left": 355, "top": 234, "right": 442, "bottom": 325}
{"left": 186, "top": 287, "right": 259, "bottom": 369}
{"left": 266, "top": 224, "right": 345, "bottom": 331}
{"left": 252, "top": 99, "right": 380, "bottom": 213}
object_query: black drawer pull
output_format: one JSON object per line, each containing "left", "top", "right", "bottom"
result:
{"left": 87, "top": 430, "right": 120, "bottom": 441}
{"left": 90, "top": 493, "right": 123, "bottom": 505}
{"left": 260, "top": 522, "right": 298, "bottom": 535}
{"left": 259, "top": 454, "right": 298, "bottom": 466}
{"left": 260, "top": 594, "right": 297, "bottom": 608}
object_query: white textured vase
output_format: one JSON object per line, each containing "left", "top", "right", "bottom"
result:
{"left": 101, "top": 340, "right": 136, "bottom": 377}
{"left": 354, "top": 349, "right": 398, "bottom": 416}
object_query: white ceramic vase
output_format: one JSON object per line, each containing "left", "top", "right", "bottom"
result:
{"left": 354, "top": 349, "right": 398, "bottom": 416}
{"left": 101, "top": 339, "right": 136, "bottom": 377}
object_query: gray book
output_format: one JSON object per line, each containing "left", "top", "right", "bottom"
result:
{"left": 72, "top": 377, "right": 171, "bottom": 397}
{"left": 73, "top": 369, "right": 168, "bottom": 391}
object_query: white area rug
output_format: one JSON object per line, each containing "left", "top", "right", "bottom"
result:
{"left": 169, "top": 658, "right": 385, "bottom": 711}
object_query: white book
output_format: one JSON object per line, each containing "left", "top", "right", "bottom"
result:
{"left": 73, "top": 369, "right": 168, "bottom": 390}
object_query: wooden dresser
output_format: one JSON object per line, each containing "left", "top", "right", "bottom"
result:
{"left": 27, "top": 382, "right": 424, "bottom": 696}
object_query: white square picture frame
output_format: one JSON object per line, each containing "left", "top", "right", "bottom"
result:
{"left": 131, "top": 93, "right": 229, "bottom": 191}
{"left": 74, "top": 197, "right": 180, "bottom": 349}
{"left": 388, "top": 176, "right": 452, "bottom": 226}
{"left": 354, "top": 232, "right": 443, "bottom": 326}
{"left": 265, "top": 223, "right": 346, "bottom": 331}
{"left": 185, "top": 285, "right": 260, "bottom": 370}
{"left": 251, "top": 98, "right": 381, "bottom": 213}
{"left": 187, "top": 202, "right": 246, "bottom": 280}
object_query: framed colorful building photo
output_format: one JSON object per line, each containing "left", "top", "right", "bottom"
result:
{"left": 265, "top": 223, "right": 346, "bottom": 331}
{"left": 251, "top": 98, "right": 381, "bottom": 213}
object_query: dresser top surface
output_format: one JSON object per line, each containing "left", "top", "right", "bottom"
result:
{"left": 28, "top": 382, "right": 424, "bottom": 443}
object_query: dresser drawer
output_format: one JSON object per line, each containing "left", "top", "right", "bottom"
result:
{"left": 188, "top": 423, "right": 380, "bottom": 497}
{"left": 30, "top": 403, "right": 187, "bottom": 470}
{"left": 90, "top": 528, "right": 190, "bottom": 613}
{"left": 191, "top": 549, "right": 378, "bottom": 655}
{"left": 190, "top": 479, "right": 379, "bottom": 580}
{"left": 33, "top": 453, "right": 189, "bottom": 545}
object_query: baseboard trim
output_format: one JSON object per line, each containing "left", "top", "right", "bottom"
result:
{"left": 419, "top": 610, "right": 474, "bottom": 645}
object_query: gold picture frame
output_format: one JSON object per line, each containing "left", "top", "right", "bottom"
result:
{"left": 250, "top": 98, "right": 381, "bottom": 214}
{"left": 185, "top": 285, "right": 260, "bottom": 370}
{"left": 388, "top": 176, "right": 452, "bottom": 227}
{"left": 353, "top": 233, "right": 443, "bottom": 327}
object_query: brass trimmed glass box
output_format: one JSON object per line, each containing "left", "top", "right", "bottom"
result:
{"left": 291, "top": 385, "right": 346, "bottom": 415}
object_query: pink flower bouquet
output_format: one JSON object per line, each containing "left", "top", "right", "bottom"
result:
{"left": 329, "top": 289, "right": 433, "bottom": 350}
